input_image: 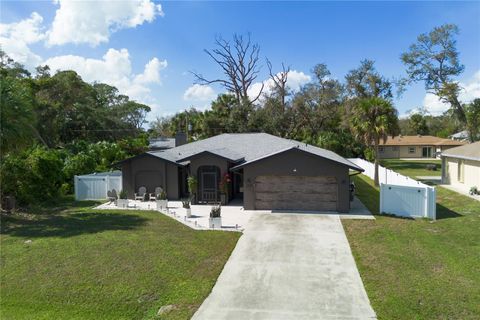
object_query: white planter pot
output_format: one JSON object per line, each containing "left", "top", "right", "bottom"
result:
{"left": 185, "top": 208, "right": 192, "bottom": 218}
{"left": 156, "top": 200, "right": 168, "bottom": 211}
{"left": 209, "top": 217, "right": 222, "bottom": 229}
{"left": 116, "top": 199, "right": 129, "bottom": 208}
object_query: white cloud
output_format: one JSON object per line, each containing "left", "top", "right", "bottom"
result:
{"left": 183, "top": 84, "right": 216, "bottom": 101}
{"left": 134, "top": 58, "right": 167, "bottom": 84}
{"left": 47, "top": 0, "right": 164, "bottom": 46}
{"left": 247, "top": 70, "right": 311, "bottom": 101}
{"left": 422, "top": 93, "right": 449, "bottom": 116}
{"left": 460, "top": 70, "right": 480, "bottom": 103}
{"left": 422, "top": 70, "right": 480, "bottom": 116}
{"left": 0, "top": 12, "right": 45, "bottom": 68}
{"left": 44, "top": 48, "right": 167, "bottom": 109}
{"left": 286, "top": 70, "right": 312, "bottom": 91}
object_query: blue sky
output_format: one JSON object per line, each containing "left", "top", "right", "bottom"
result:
{"left": 1, "top": 1, "right": 479, "bottom": 122}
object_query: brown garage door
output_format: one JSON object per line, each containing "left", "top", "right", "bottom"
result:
{"left": 254, "top": 175, "right": 337, "bottom": 211}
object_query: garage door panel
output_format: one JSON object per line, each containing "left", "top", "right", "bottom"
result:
{"left": 255, "top": 199, "right": 337, "bottom": 211}
{"left": 255, "top": 191, "right": 337, "bottom": 202}
{"left": 254, "top": 175, "right": 338, "bottom": 211}
{"left": 255, "top": 175, "right": 336, "bottom": 184}
{"left": 255, "top": 183, "right": 337, "bottom": 193}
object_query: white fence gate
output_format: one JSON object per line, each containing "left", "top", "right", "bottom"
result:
{"left": 348, "top": 158, "right": 436, "bottom": 219}
{"left": 74, "top": 171, "right": 122, "bottom": 201}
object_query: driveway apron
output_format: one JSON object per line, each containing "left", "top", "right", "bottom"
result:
{"left": 192, "top": 213, "right": 376, "bottom": 319}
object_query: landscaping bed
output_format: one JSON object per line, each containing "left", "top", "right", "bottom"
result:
{"left": 0, "top": 198, "right": 240, "bottom": 320}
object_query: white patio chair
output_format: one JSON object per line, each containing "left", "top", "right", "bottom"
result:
{"left": 149, "top": 187, "right": 163, "bottom": 201}
{"left": 135, "top": 186, "right": 147, "bottom": 201}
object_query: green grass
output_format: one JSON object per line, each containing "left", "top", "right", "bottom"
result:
{"left": 380, "top": 159, "right": 442, "bottom": 178}
{"left": 0, "top": 198, "right": 240, "bottom": 320}
{"left": 343, "top": 174, "right": 480, "bottom": 319}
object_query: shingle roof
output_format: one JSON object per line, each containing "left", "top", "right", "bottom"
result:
{"left": 378, "top": 135, "right": 466, "bottom": 146}
{"left": 442, "top": 141, "right": 480, "bottom": 161}
{"left": 146, "top": 133, "right": 363, "bottom": 171}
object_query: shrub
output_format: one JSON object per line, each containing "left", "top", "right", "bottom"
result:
{"left": 0, "top": 146, "right": 64, "bottom": 205}
{"left": 364, "top": 147, "right": 375, "bottom": 162}
{"left": 157, "top": 190, "right": 167, "bottom": 200}
{"left": 119, "top": 190, "right": 128, "bottom": 199}
{"left": 187, "top": 176, "right": 198, "bottom": 195}
{"left": 219, "top": 173, "right": 231, "bottom": 194}
{"left": 182, "top": 198, "right": 190, "bottom": 209}
{"left": 469, "top": 186, "right": 478, "bottom": 195}
{"left": 210, "top": 204, "right": 221, "bottom": 218}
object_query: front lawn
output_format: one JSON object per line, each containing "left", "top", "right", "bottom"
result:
{"left": 0, "top": 199, "right": 240, "bottom": 320}
{"left": 343, "top": 175, "right": 480, "bottom": 319}
{"left": 380, "top": 159, "right": 442, "bottom": 177}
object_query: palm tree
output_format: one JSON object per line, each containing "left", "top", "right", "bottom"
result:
{"left": 350, "top": 97, "right": 399, "bottom": 186}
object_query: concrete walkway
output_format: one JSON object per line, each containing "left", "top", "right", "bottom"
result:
{"left": 441, "top": 184, "right": 480, "bottom": 202}
{"left": 193, "top": 213, "right": 376, "bottom": 320}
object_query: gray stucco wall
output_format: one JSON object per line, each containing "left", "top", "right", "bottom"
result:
{"left": 121, "top": 155, "right": 179, "bottom": 199}
{"left": 242, "top": 149, "right": 351, "bottom": 212}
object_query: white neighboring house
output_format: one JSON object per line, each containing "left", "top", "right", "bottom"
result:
{"left": 441, "top": 141, "right": 480, "bottom": 192}
{"left": 448, "top": 130, "right": 469, "bottom": 141}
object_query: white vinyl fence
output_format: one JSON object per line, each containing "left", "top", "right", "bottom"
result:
{"left": 74, "top": 171, "right": 122, "bottom": 201}
{"left": 349, "top": 158, "right": 436, "bottom": 219}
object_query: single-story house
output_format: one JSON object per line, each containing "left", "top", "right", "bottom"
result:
{"left": 441, "top": 141, "right": 480, "bottom": 189}
{"left": 448, "top": 130, "right": 469, "bottom": 142}
{"left": 115, "top": 133, "right": 364, "bottom": 213}
{"left": 376, "top": 135, "right": 466, "bottom": 159}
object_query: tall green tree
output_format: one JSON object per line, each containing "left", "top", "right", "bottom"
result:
{"left": 290, "top": 63, "right": 344, "bottom": 142}
{"left": 345, "top": 59, "right": 393, "bottom": 100}
{"left": 464, "top": 99, "right": 480, "bottom": 142}
{"left": 0, "top": 51, "right": 50, "bottom": 153}
{"left": 401, "top": 24, "right": 466, "bottom": 122}
{"left": 408, "top": 113, "right": 429, "bottom": 135}
{"left": 350, "top": 97, "right": 399, "bottom": 186}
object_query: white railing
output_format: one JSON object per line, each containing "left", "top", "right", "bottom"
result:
{"left": 349, "top": 158, "right": 436, "bottom": 220}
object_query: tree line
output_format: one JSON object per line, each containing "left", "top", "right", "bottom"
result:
{"left": 1, "top": 24, "right": 479, "bottom": 206}
{"left": 1, "top": 51, "right": 150, "bottom": 206}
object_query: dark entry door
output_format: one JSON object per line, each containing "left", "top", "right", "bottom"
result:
{"left": 198, "top": 166, "right": 220, "bottom": 202}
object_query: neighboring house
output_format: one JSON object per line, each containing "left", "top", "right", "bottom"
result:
{"left": 376, "top": 135, "right": 466, "bottom": 159}
{"left": 115, "top": 133, "right": 363, "bottom": 213}
{"left": 441, "top": 141, "right": 480, "bottom": 189}
{"left": 449, "top": 130, "right": 469, "bottom": 142}
{"left": 148, "top": 133, "right": 187, "bottom": 151}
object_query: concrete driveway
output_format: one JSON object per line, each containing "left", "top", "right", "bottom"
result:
{"left": 192, "top": 213, "right": 376, "bottom": 320}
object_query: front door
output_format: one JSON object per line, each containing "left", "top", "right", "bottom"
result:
{"left": 198, "top": 166, "right": 220, "bottom": 202}
{"left": 422, "top": 147, "right": 432, "bottom": 158}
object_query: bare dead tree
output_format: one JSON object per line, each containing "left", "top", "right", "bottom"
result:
{"left": 192, "top": 34, "right": 264, "bottom": 104}
{"left": 266, "top": 58, "right": 290, "bottom": 109}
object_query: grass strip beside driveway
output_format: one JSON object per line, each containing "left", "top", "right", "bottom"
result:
{"left": 343, "top": 174, "right": 480, "bottom": 319}
{"left": 1, "top": 199, "right": 240, "bottom": 320}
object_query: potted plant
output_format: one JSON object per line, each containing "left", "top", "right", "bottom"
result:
{"left": 187, "top": 176, "right": 198, "bottom": 204}
{"left": 117, "top": 190, "right": 128, "bottom": 208}
{"left": 219, "top": 173, "right": 231, "bottom": 205}
{"left": 469, "top": 186, "right": 478, "bottom": 196}
{"left": 209, "top": 203, "right": 222, "bottom": 229}
{"left": 156, "top": 190, "right": 168, "bottom": 211}
{"left": 182, "top": 198, "right": 192, "bottom": 218}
